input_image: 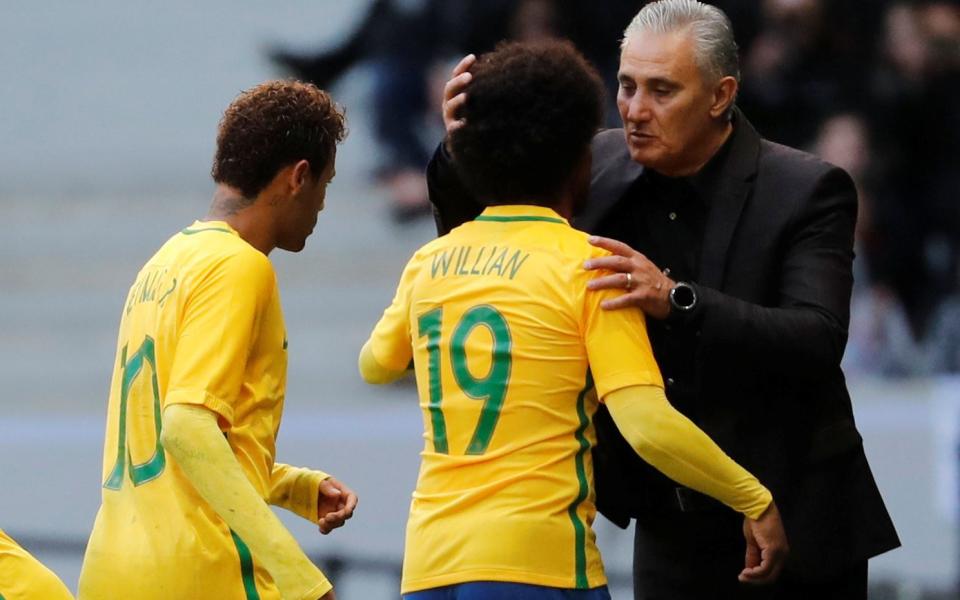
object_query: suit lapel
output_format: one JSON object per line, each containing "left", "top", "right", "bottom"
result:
{"left": 575, "top": 129, "right": 644, "bottom": 232}
{"left": 698, "top": 111, "right": 761, "bottom": 289}
{"left": 574, "top": 120, "right": 761, "bottom": 290}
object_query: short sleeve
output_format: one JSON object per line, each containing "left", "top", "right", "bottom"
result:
{"left": 581, "top": 259, "right": 665, "bottom": 400}
{"left": 165, "top": 251, "right": 276, "bottom": 425}
{"left": 367, "top": 256, "right": 421, "bottom": 372}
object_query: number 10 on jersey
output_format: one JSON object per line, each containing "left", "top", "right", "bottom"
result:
{"left": 417, "top": 305, "right": 513, "bottom": 456}
{"left": 103, "top": 336, "right": 166, "bottom": 490}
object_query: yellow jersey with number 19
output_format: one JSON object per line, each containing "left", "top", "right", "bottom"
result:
{"left": 79, "top": 221, "right": 292, "bottom": 600}
{"left": 367, "top": 205, "right": 664, "bottom": 593}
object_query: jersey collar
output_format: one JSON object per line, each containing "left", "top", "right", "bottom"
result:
{"left": 181, "top": 220, "right": 239, "bottom": 236}
{"left": 475, "top": 205, "right": 568, "bottom": 225}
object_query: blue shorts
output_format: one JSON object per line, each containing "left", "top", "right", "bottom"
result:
{"left": 404, "top": 582, "right": 611, "bottom": 600}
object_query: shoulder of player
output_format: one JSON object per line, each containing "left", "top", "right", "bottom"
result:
{"left": 413, "top": 235, "right": 450, "bottom": 259}
{"left": 224, "top": 245, "right": 274, "bottom": 278}
{"left": 496, "top": 224, "right": 609, "bottom": 265}
{"left": 401, "top": 236, "right": 449, "bottom": 273}
{"left": 515, "top": 226, "right": 613, "bottom": 285}
{"left": 547, "top": 229, "right": 614, "bottom": 296}
{"left": 188, "top": 241, "right": 276, "bottom": 292}
{"left": 561, "top": 227, "right": 612, "bottom": 261}
{"left": 150, "top": 227, "right": 270, "bottom": 274}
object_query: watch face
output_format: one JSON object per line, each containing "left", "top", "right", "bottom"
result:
{"left": 672, "top": 284, "right": 695, "bottom": 310}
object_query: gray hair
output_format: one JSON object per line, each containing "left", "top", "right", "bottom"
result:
{"left": 622, "top": 0, "right": 740, "bottom": 84}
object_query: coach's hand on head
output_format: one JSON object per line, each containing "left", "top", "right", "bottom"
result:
{"left": 317, "top": 477, "right": 358, "bottom": 535}
{"left": 442, "top": 54, "right": 476, "bottom": 137}
{"left": 740, "top": 500, "right": 789, "bottom": 585}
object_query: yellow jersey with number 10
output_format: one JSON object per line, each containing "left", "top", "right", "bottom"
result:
{"left": 79, "top": 221, "right": 289, "bottom": 600}
{"left": 0, "top": 529, "right": 73, "bottom": 600}
{"left": 368, "top": 205, "right": 664, "bottom": 593}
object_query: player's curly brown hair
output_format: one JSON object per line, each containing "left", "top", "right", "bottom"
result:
{"left": 449, "top": 40, "right": 604, "bottom": 205}
{"left": 212, "top": 80, "right": 346, "bottom": 198}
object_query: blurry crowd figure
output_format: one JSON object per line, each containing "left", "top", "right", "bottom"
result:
{"left": 737, "top": 0, "right": 960, "bottom": 377}
{"left": 270, "top": 0, "right": 639, "bottom": 222}
{"left": 271, "top": 0, "right": 960, "bottom": 376}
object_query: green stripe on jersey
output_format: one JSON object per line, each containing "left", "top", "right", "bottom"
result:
{"left": 230, "top": 530, "right": 262, "bottom": 600}
{"left": 567, "top": 371, "right": 594, "bottom": 589}
{"left": 475, "top": 215, "right": 565, "bottom": 224}
{"left": 181, "top": 227, "right": 234, "bottom": 235}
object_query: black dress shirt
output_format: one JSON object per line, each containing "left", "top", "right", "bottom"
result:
{"left": 591, "top": 137, "right": 733, "bottom": 420}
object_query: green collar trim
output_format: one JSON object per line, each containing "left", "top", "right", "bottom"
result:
{"left": 475, "top": 215, "right": 566, "bottom": 224}
{"left": 181, "top": 226, "right": 234, "bottom": 236}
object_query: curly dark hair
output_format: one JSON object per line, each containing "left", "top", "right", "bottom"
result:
{"left": 212, "top": 80, "right": 347, "bottom": 198}
{"left": 449, "top": 40, "right": 604, "bottom": 205}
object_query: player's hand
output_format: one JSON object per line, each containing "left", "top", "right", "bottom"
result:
{"left": 739, "top": 500, "right": 789, "bottom": 585}
{"left": 584, "top": 236, "right": 674, "bottom": 319}
{"left": 319, "top": 589, "right": 337, "bottom": 600}
{"left": 442, "top": 54, "right": 476, "bottom": 136}
{"left": 317, "top": 477, "right": 358, "bottom": 535}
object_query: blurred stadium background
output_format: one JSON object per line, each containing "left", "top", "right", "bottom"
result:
{"left": 1, "top": 1, "right": 958, "bottom": 598}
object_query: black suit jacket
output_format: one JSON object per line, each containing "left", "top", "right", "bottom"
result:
{"left": 426, "top": 112, "right": 900, "bottom": 581}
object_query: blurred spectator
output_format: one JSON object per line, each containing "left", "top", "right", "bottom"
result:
{"left": 926, "top": 294, "right": 960, "bottom": 373}
{"left": 867, "top": 1, "right": 960, "bottom": 335}
{"left": 845, "top": 279, "right": 925, "bottom": 376}
{"left": 737, "top": 0, "right": 878, "bottom": 148}
{"left": 815, "top": 113, "right": 926, "bottom": 376}
{"left": 271, "top": 0, "right": 459, "bottom": 222}
{"left": 270, "top": 0, "right": 639, "bottom": 222}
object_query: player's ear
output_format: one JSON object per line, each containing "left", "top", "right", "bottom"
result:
{"left": 289, "top": 159, "right": 311, "bottom": 193}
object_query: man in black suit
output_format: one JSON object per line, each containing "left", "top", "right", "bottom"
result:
{"left": 425, "top": 1, "right": 899, "bottom": 598}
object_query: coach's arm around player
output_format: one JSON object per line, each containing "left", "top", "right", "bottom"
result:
{"left": 161, "top": 404, "right": 355, "bottom": 600}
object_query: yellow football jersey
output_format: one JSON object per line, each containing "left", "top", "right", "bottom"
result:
{"left": 79, "top": 221, "right": 292, "bottom": 600}
{"left": 0, "top": 529, "right": 73, "bottom": 600}
{"left": 368, "top": 205, "right": 663, "bottom": 593}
